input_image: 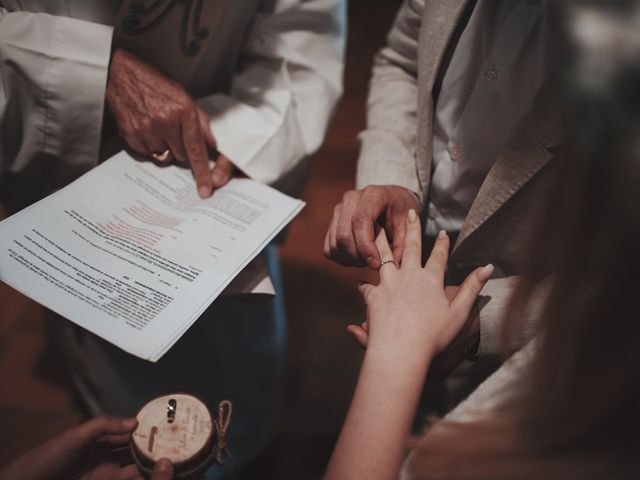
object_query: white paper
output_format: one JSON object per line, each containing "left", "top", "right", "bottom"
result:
{"left": 0, "top": 151, "right": 304, "bottom": 361}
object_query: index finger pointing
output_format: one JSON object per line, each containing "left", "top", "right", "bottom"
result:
{"left": 182, "top": 109, "right": 213, "bottom": 198}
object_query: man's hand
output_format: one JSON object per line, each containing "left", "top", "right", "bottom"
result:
{"left": 323, "top": 185, "right": 419, "bottom": 270}
{"left": 106, "top": 48, "right": 234, "bottom": 198}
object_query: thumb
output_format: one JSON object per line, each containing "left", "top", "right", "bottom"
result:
{"left": 346, "top": 325, "right": 369, "bottom": 350}
{"left": 212, "top": 154, "right": 235, "bottom": 188}
{"left": 151, "top": 458, "right": 174, "bottom": 480}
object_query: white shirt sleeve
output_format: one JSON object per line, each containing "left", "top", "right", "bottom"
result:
{"left": 0, "top": 9, "right": 113, "bottom": 182}
{"left": 197, "top": 0, "right": 345, "bottom": 186}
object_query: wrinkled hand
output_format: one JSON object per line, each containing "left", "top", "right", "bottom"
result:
{"left": 0, "top": 416, "right": 173, "bottom": 480}
{"left": 106, "top": 48, "right": 235, "bottom": 198}
{"left": 347, "top": 209, "right": 493, "bottom": 361}
{"left": 323, "top": 185, "right": 419, "bottom": 270}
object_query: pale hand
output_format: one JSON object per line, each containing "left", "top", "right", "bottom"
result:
{"left": 349, "top": 209, "right": 493, "bottom": 362}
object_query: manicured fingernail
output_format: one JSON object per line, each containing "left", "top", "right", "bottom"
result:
{"left": 438, "top": 229, "right": 447, "bottom": 239}
{"left": 408, "top": 209, "right": 417, "bottom": 223}
{"left": 198, "top": 186, "right": 210, "bottom": 198}
{"left": 366, "top": 256, "right": 380, "bottom": 270}
{"left": 477, "top": 263, "right": 494, "bottom": 281}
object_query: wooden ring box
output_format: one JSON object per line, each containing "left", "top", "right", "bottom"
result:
{"left": 131, "top": 393, "right": 226, "bottom": 479}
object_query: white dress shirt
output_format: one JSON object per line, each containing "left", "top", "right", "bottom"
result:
{"left": 426, "top": 0, "right": 556, "bottom": 236}
{"left": 0, "top": 0, "right": 345, "bottom": 197}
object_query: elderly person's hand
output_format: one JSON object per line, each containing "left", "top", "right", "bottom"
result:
{"left": 106, "top": 48, "right": 234, "bottom": 198}
{"left": 1, "top": 416, "right": 174, "bottom": 480}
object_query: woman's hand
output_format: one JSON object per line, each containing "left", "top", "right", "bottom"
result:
{"left": 348, "top": 209, "right": 493, "bottom": 362}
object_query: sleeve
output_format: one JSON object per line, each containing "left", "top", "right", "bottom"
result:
{"left": 476, "top": 276, "right": 552, "bottom": 356}
{"left": 197, "top": 0, "right": 345, "bottom": 186}
{"left": 355, "top": 0, "right": 422, "bottom": 198}
{"left": 0, "top": 9, "right": 113, "bottom": 183}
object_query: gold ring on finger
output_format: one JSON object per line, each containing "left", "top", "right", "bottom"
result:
{"left": 378, "top": 259, "right": 398, "bottom": 271}
{"left": 151, "top": 149, "right": 171, "bottom": 162}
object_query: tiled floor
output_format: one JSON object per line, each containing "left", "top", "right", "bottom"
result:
{"left": 0, "top": 1, "right": 400, "bottom": 478}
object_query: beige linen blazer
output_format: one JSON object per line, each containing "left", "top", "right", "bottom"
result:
{"left": 356, "top": 0, "right": 563, "bottom": 356}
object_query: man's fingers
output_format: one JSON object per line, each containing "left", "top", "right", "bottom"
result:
{"left": 400, "top": 209, "right": 422, "bottom": 268}
{"left": 450, "top": 264, "right": 494, "bottom": 318}
{"left": 325, "top": 204, "right": 361, "bottom": 266}
{"left": 165, "top": 127, "right": 189, "bottom": 165}
{"left": 352, "top": 199, "right": 385, "bottom": 270}
{"left": 143, "top": 134, "right": 170, "bottom": 161}
{"left": 181, "top": 109, "right": 213, "bottom": 199}
{"left": 424, "top": 230, "right": 450, "bottom": 278}
{"left": 346, "top": 325, "right": 369, "bottom": 350}
{"left": 123, "top": 133, "right": 151, "bottom": 157}
{"left": 150, "top": 458, "right": 174, "bottom": 480}
{"left": 335, "top": 193, "right": 361, "bottom": 263}
{"left": 212, "top": 155, "right": 234, "bottom": 188}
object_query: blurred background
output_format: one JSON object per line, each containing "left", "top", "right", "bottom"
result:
{"left": 0, "top": 0, "right": 400, "bottom": 478}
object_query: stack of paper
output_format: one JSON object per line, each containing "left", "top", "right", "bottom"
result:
{"left": 0, "top": 152, "right": 304, "bottom": 361}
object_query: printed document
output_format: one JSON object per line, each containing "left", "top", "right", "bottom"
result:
{"left": 0, "top": 151, "right": 304, "bottom": 361}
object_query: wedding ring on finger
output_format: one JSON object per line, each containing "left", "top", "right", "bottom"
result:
{"left": 151, "top": 149, "right": 171, "bottom": 162}
{"left": 378, "top": 259, "right": 398, "bottom": 271}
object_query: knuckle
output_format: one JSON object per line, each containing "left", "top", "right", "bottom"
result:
{"left": 423, "top": 270, "right": 440, "bottom": 284}
{"left": 352, "top": 212, "right": 371, "bottom": 227}
{"left": 362, "top": 185, "right": 377, "bottom": 196}
{"left": 155, "top": 110, "right": 173, "bottom": 126}
{"left": 342, "top": 190, "right": 355, "bottom": 202}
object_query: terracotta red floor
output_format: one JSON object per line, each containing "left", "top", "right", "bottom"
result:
{"left": 0, "top": 1, "right": 400, "bottom": 478}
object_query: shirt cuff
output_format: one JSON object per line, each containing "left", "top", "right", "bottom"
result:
{"left": 198, "top": 87, "right": 305, "bottom": 186}
{"left": 44, "top": 16, "right": 113, "bottom": 166}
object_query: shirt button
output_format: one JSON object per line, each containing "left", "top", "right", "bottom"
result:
{"left": 428, "top": 204, "right": 438, "bottom": 220}
{"left": 449, "top": 145, "right": 463, "bottom": 161}
{"left": 485, "top": 69, "right": 498, "bottom": 85}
